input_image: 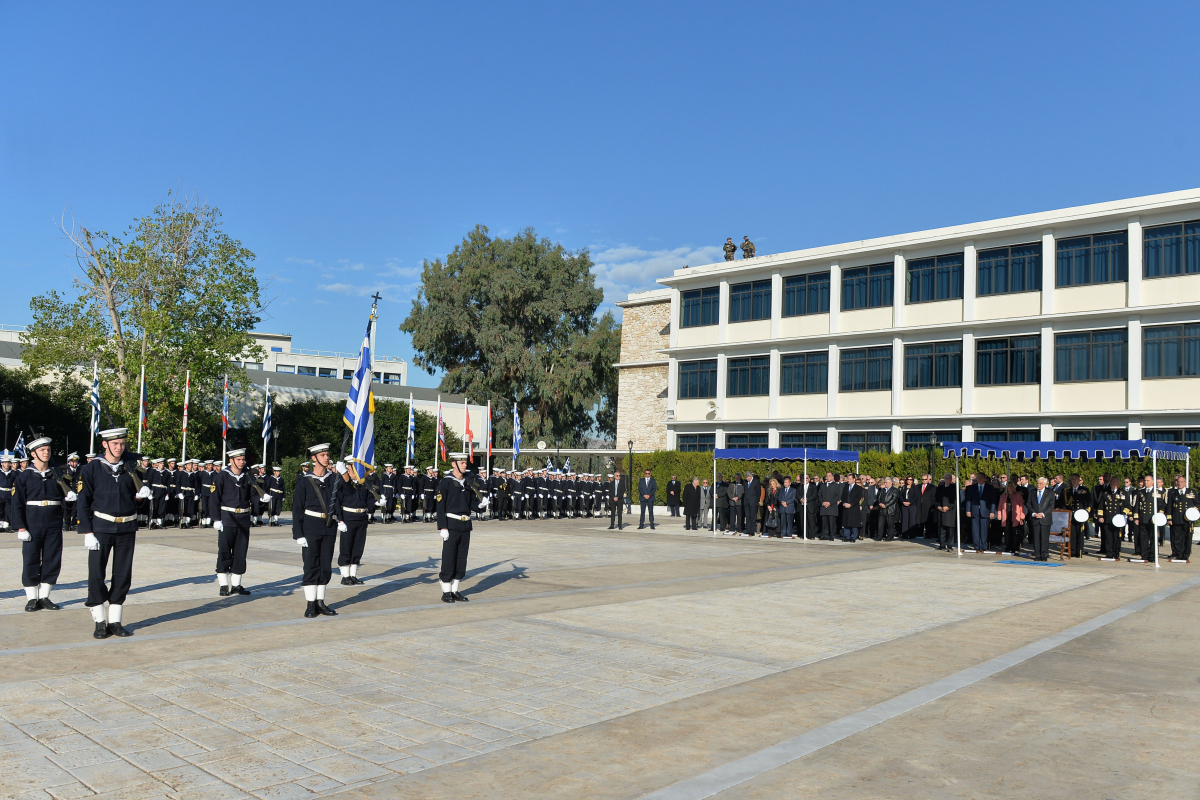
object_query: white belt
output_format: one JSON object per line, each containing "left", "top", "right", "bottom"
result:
{"left": 0, "top": 487, "right": 11, "bottom": 493}
{"left": 342, "top": 506, "right": 368, "bottom": 513}
{"left": 446, "top": 513, "right": 469, "bottom": 521}
{"left": 27, "top": 500, "right": 62, "bottom": 506}
{"left": 95, "top": 511, "right": 136, "bottom": 523}
{"left": 221, "top": 506, "right": 251, "bottom": 514}
{"left": 152, "top": 484, "right": 167, "bottom": 488}
{"left": 270, "top": 489, "right": 283, "bottom": 494}
{"left": 304, "top": 509, "right": 327, "bottom": 519}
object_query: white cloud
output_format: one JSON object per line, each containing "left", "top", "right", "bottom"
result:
{"left": 318, "top": 282, "right": 408, "bottom": 298}
{"left": 589, "top": 243, "right": 723, "bottom": 314}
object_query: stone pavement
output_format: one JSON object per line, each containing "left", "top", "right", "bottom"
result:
{"left": 0, "top": 516, "right": 1196, "bottom": 800}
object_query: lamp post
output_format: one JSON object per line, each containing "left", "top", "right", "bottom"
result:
{"left": 1, "top": 398, "right": 12, "bottom": 451}
{"left": 627, "top": 439, "right": 634, "bottom": 511}
{"left": 928, "top": 432, "right": 938, "bottom": 477}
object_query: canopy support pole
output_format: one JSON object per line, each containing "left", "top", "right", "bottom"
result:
{"left": 1153, "top": 453, "right": 1160, "bottom": 569}
{"left": 712, "top": 455, "right": 717, "bottom": 537}
{"left": 954, "top": 452, "right": 962, "bottom": 557}
{"left": 802, "top": 454, "right": 808, "bottom": 541}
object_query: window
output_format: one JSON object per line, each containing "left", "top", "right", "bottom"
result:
{"left": 977, "top": 244, "right": 1042, "bottom": 296}
{"left": 276, "top": 364, "right": 295, "bottom": 374}
{"left": 1144, "top": 429, "right": 1200, "bottom": 445}
{"left": 678, "top": 360, "right": 717, "bottom": 399}
{"left": 244, "top": 362, "right": 262, "bottom": 370}
{"left": 725, "top": 433, "right": 768, "bottom": 449}
{"left": 783, "top": 272, "right": 830, "bottom": 316}
{"left": 781, "top": 433, "right": 828, "bottom": 448}
{"left": 906, "top": 254, "right": 963, "bottom": 303}
{"left": 1055, "top": 329, "right": 1127, "bottom": 382}
{"left": 382, "top": 372, "right": 402, "bottom": 385}
{"left": 342, "top": 369, "right": 354, "bottom": 379}
{"left": 297, "top": 366, "right": 316, "bottom": 376}
{"left": 729, "top": 280, "right": 771, "bottom": 322}
{"left": 727, "top": 356, "right": 770, "bottom": 396}
{"left": 842, "top": 264, "right": 893, "bottom": 310}
{"left": 976, "top": 336, "right": 1040, "bottom": 386}
{"left": 838, "top": 432, "right": 891, "bottom": 453}
{"left": 903, "top": 431, "right": 961, "bottom": 452}
{"left": 318, "top": 367, "right": 337, "bottom": 378}
{"left": 1055, "top": 429, "right": 1126, "bottom": 442}
{"left": 904, "top": 341, "right": 962, "bottom": 389}
{"left": 976, "top": 430, "right": 1038, "bottom": 442}
{"left": 780, "top": 352, "right": 828, "bottom": 394}
{"left": 1056, "top": 231, "right": 1128, "bottom": 287}
{"left": 1144, "top": 221, "right": 1200, "bottom": 278}
{"left": 839, "top": 347, "right": 892, "bottom": 392}
{"left": 1143, "top": 323, "right": 1200, "bottom": 378}
{"left": 677, "top": 434, "right": 716, "bottom": 453}
{"left": 270, "top": 346, "right": 283, "bottom": 353}
{"left": 681, "top": 287, "right": 720, "bottom": 328}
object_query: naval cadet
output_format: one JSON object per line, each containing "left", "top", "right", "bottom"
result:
{"left": 77, "top": 428, "right": 150, "bottom": 639}
{"left": 63, "top": 453, "right": 81, "bottom": 531}
{"left": 334, "top": 459, "right": 372, "bottom": 584}
{"left": 292, "top": 443, "right": 341, "bottom": 618}
{"left": 0, "top": 451, "right": 15, "bottom": 530}
{"left": 421, "top": 465, "right": 438, "bottom": 522}
{"left": 267, "top": 465, "right": 284, "bottom": 525}
{"left": 211, "top": 448, "right": 255, "bottom": 596}
{"left": 12, "top": 436, "right": 70, "bottom": 612}
{"left": 436, "top": 451, "right": 488, "bottom": 602}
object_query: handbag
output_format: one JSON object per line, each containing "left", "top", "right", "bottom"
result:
{"left": 765, "top": 508, "right": 780, "bottom": 530}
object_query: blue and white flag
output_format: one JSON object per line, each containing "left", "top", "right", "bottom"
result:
{"left": 563, "top": 457, "right": 571, "bottom": 474}
{"left": 545, "top": 456, "right": 553, "bottom": 471}
{"left": 13, "top": 433, "right": 26, "bottom": 460}
{"left": 511, "top": 403, "right": 521, "bottom": 469}
{"left": 406, "top": 393, "right": 415, "bottom": 466}
{"left": 343, "top": 313, "right": 376, "bottom": 480}
{"left": 261, "top": 380, "right": 273, "bottom": 442}
{"left": 88, "top": 362, "right": 101, "bottom": 441}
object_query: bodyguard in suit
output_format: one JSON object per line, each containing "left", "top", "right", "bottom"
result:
{"left": 666, "top": 476, "right": 682, "bottom": 517}
{"left": 876, "top": 478, "right": 899, "bottom": 541}
{"left": 637, "top": 469, "right": 657, "bottom": 529}
{"left": 818, "top": 473, "right": 842, "bottom": 540}
{"left": 608, "top": 469, "right": 628, "bottom": 529}
{"left": 840, "top": 475, "right": 864, "bottom": 541}
{"left": 934, "top": 473, "right": 958, "bottom": 550}
{"left": 728, "top": 479, "right": 745, "bottom": 533}
{"left": 1028, "top": 477, "right": 1056, "bottom": 561}
{"left": 714, "top": 474, "right": 729, "bottom": 531}
{"left": 742, "top": 472, "right": 762, "bottom": 535}
{"left": 964, "top": 473, "right": 998, "bottom": 553}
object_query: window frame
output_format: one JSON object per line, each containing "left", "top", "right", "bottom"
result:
{"left": 728, "top": 280, "right": 772, "bottom": 323}
{"left": 1143, "top": 220, "right": 1200, "bottom": 279}
{"left": 903, "top": 431, "right": 962, "bottom": 452}
{"left": 975, "top": 430, "right": 1039, "bottom": 442}
{"left": 726, "top": 355, "right": 771, "bottom": 397}
{"left": 1053, "top": 329, "right": 1128, "bottom": 383}
{"left": 903, "top": 340, "right": 962, "bottom": 389}
{"left": 976, "top": 243, "right": 1043, "bottom": 296}
{"left": 841, "top": 264, "right": 894, "bottom": 311}
{"left": 779, "top": 351, "right": 828, "bottom": 395}
{"left": 782, "top": 272, "right": 831, "bottom": 317}
{"left": 724, "top": 433, "right": 768, "bottom": 450}
{"left": 676, "top": 434, "right": 716, "bottom": 453}
{"left": 1142, "top": 323, "right": 1200, "bottom": 379}
{"left": 975, "top": 336, "right": 1041, "bottom": 386}
{"left": 837, "top": 431, "right": 891, "bottom": 454}
{"left": 839, "top": 346, "right": 893, "bottom": 393}
{"left": 680, "top": 286, "right": 721, "bottom": 328}
{"left": 1055, "top": 230, "right": 1128, "bottom": 288}
{"left": 678, "top": 359, "right": 718, "bottom": 399}
{"left": 906, "top": 253, "right": 964, "bottom": 304}
{"left": 780, "top": 433, "right": 828, "bottom": 448}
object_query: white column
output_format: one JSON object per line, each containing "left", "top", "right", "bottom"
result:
{"left": 1127, "top": 316, "right": 1141, "bottom": 411}
{"left": 828, "top": 262, "right": 841, "bottom": 334}
{"left": 961, "top": 331, "right": 974, "bottom": 414}
{"left": 768, "top": 427, "right": 779, "bottom": 448}
{"left": 1128, "top": 419, "right": 1143, "bottom": 439}
{"left": 891, "top": 424, "right": 903, "bottom": 454}
{"left": 962, "top": 242, "right": 977, "bottom": 322}
{"left": 715, "top": 427, "right": 726, "bottom": 449}
{"left": 892, "top": 253, "right": 905, "bottom": 328}
{"left": 1040, "top": 422, "right": 1054, "bottom": 441}
{"left": 962, "top": 424, "right": 974, "bottom": 442}
{"left": 827, "top": 425, "right": 838, "bottom": 450}
{"left": 768, "top": 348, "right": 780, "bottom": 419}
{"left": 666, "top": 429, "right": 677, "bottom": 450}
{"left": 715, "top": 353, "right": 727, "bottom": 419}
{"left": 827, "top": 343, "right": 839, "bottom": 418}
{"left": 1127, "top": 217, "right": 1143, "bottom": 307}
{"left": 718, "top": 280, "right": 730, "bottom": 344}
{"left": 667, "top": 358, "right": 678, "bottom": 414}
{"left": 770, "top": 272, "right": 783, "bottom": 339}
{"left": 1040, "top": 324, "right": 1054, "bottom": 412}
{"left": 1041, "top": 230, "right": 1055, "bottom": 315}
{"left": 891, "top": 337, "right": 903, "bottom": 416}
{"left": 669, "top": 289, "right": 680, "bottom": 348}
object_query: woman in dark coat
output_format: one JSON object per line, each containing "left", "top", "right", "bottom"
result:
{"left": 681, "top": 477, "right": 701, "bottom": 530}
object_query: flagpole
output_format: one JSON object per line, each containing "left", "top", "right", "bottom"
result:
{"left": 263, "top": 378, "right": 270, "bottom": 468}
{"left": 181, "top": 370, "right": 190, "bottom": 461}
{"left": 89, "top": 361, "right": 97, "bottom": 455}
{"left": 486, "top": 401, "right": 491, "bottom": 478}
{"left": 463, "top": 396, "right": 469, "bottom": 460}
{"left": 435, "top": 395, "right": 441, "bottom": 475}
{"left": 136, "top": 363, "right": 145, "bottom": 453}
{"left": 406, "top": 392, "right": 413, "bottom": 469}
{"left": 221, "top": 374, "right": 228, "bottom": 464}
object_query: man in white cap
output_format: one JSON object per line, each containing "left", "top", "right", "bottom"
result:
{"left": 436, "top": 451, "right": 488, "bottom": 603}
{"left": 62, "top": 453, "right": 81, "bottom": 532}
{"left": 12, "top": 436, "right": 70, "bottom": 612}
{"left": 77, "top": 428, "right": 151, "bottom": 638}
{"left": 148, "top": 458, "right": 168, "bottom": 528}
{"left": 0, "top": 451, "right": 14, "bottom": 531}
{"left": 212, "top": 448, "right": 255, "bottom": 596}
{"left": 381, "top": 464, "right": 397, "bottom": 524}
{"left": 267, "top": 465, "right": 284, "bottom": 526}
{"left": 292, "top": 443, "right": 341, "bottom": 618}
{"left": 421, "top": 465, "right": 438, "bottom": 522}
{"left": 135, "top": 455, "right": 152, "bottom": 527}
{"left": 334, "top": 457, "right": 372, "bottom": 584}
{"left": 196, "top": 460, "right": 213, "bottom": 527}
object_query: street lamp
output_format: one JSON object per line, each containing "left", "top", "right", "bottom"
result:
{"left": 627, "top": 439, "right": 634, "bottom": 511}
{"left": 1, "top": 398, "right": 12, "bottom": 450}
{"left": 928, "top": 433, "right": 938, "bottom": 477}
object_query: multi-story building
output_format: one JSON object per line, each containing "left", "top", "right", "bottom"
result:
{"left": 239, "top": 332, "right": 408, "bottom": 386}
{"left": 617, "top": 188, "right": 1200, "bottom": 453}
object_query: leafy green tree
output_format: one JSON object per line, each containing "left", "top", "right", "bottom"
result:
{"left": 22, "top": 192, "right": 265, "bottom": 458}
{"left": 401, "top": 225, "right": 620, "bottom": 448}
{"left": 0, "top": 366, "right": 91, "bottom": 459}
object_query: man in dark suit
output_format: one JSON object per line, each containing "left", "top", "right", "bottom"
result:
{"left": 916, "top": 474, "right": 936, "bottom": 539}
{"left": 1029, "top": 476, "right": 1055, "bottom": 561}
{"left": 934, "top": 473, "right": 957, "bottom": 551}
{"left": 728, "top": 478, "right": 744, "bottom": 533}
{"left": 608, "top": 470, "right": 627, "bottom": 530}
{"left": 840, "top": 474, "right": 864, "bottom": 542}
{"left": 876, "top": 478, "right": 899, "bottom": 541}
{"left": 638, "top": 469, "right": 657, "bottom": 530}
{"left": 818, "top": 472, "right": 841, "bottom": 540}
{"left": 964, "top": 473, "right": 998, "bottom": 553}
{"left": 714, "top": 474, "right": 729, "bottom": 532}
{"left": 666, "top": 476, "right": 682, "bottom": 517}
{"left": 804, "top": 475, "right": 820, "bottom": 539}
{"left": 742, "top": 471, "right": 762, "bottom": 535}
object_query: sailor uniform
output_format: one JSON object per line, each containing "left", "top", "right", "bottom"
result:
{"left": 267, "top": 471, "right": 284, "bottom": 523}
{"left": 77, "top": 444, "right": 144, "bottom": 636}
{"left": 335, "top": 475, "right": 372, "bottom": 580}
{"left": 0, "top": 463, "right": 14, "bottom": 530}
{"left": 421, "top": 471, "right": 438, "bottom": 522}
{"left": 436, "top": 471, "right": 485, "bottom": 596}
{"left": 11, "top": 464, "right": 68, "bottom": 607}
{"left": 292, "top": 471, "right": 340, "bottom": 588}
{"left": 212, "top": 466, "right": 255, "bottom": 584}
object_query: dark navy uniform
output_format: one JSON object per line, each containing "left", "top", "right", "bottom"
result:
{"left": 421, "top": 471, "right": 438, "bottom": 522}
{"left": 197, "top": 464, "right": 213, "bottom": 525}
{"left": 292, "top": 471, "right": 340, "bottom": 586}
{"left": 436, "top": 472, "right": 484, "bottom": 587}
{"left": 77, "top": 452, "right": 142, "bottom": 609}
{"left": 335, "top": 474, "right": 372, "bottom": 571}
{"left": 212, "top": 466, "right": 255, "bottom": 577}
{"left": 12, "top": 464, "right": 69, "bottom": 596}
{"left": 381, "top": 468, "right": 397, "bottom": 522}
{"left": 1062, "top": 483, "right": 1092, "bottom": 558}
{"left": 1166, "top": 485, "right": 1197, "bottom": 562}
{"left": 267, "top": 471, "right": 284, "bottom": 522}
{"left": 1094, "top": 487, "right": 1131, "bottom": 560}
{"left": 0, "top": 462, "right": 15, "bottom": 530}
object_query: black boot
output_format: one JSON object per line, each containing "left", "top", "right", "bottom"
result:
{"left": 317, "top": 600, "right": 337, "bottom": 616}
{"left": 93, "top": 621, "right": 110, "bottom": 639}
{"left": 38, "top": 598, "right": 61, "bottom": 610}
{"left": 304, "top": 601, "right": 319, "bottom": 618}
{"left": 108, "top": 623, "right": 133, "bottom": 637}
{"left": 452, "top": 591, "right": 469, "bottom": 602}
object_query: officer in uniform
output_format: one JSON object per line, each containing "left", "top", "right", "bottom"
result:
{"left": 1062, "top": 474, "right": 1092, "bottom": 558}
{"left": 1166, "top": 474, "right": 1197, "bottom": 563}
{"left": 1094, "top": 476, "right": 1131, "bottom": 561}
{"left": 740, "top": 236, "right": 756, "bottom": 258}
{"left": 334, "top": 459, "right": 372, "bottom": 584}
{"left": 291, "top": 443, "right": 341, "bottom": 618}
{"left": 1129, "top": 476, "right": 1158, "bottom": 564}
{"left": 436, "top": 451, "right": 488, "bottom": 602}
{"left": 210, "top": 448, "right": 254, "bottom": 595}
{"left": 12, "top": 436, "right": 70, "bottom": 612}
{"left": 0, "top": 451, "right": 14, "bottom": 530}
{"left": 421, "top": 466, "right": 438, "bottom": 522}
{"left": 147, "top": 457, "right": 167, "bottom": 528}
{"left": 77, "top": 428, "right": 150, "bottom": 639}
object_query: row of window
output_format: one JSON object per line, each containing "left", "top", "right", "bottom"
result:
{"left": 679, "top": 221, "right": 1200, "bottom": 329}
{"left": 677, "top": 428, "right": 1199, "bottom": 454}
{"left": 273, "top": 364, "right": 403, "bottom": 384}
{"left": 677, "top": 324, "right": 1200, "bottom": 398}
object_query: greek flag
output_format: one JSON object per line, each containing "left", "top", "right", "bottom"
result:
{"left": 545, "top": 456, "right": 553, "bottom": 471}
{"left": 342, "top": 315, "right": 376, "bottom": 480}
{"left": 563, "top": 457, "right": 571, "bottom": 474}
{"left": 13, "top": 432, "right": 26, "bottom": 459}
{"left": 262, "top": 384, "right": 273, "bottom": 442}
{"left": 511, "top": 403, "right": 521, "bottom": 462}
{"left": 406, "top": 394, "right": 415, "bottom": 466}
{"left": 88, "top": 362, "right": 101, "bottom": 440}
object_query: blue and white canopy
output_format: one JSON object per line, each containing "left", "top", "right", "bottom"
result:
{"left": 941, "top": 439, "right": 1189, "bottom": 462}
{"left": 714, "top": 447, "right": 859, "bottom": 462}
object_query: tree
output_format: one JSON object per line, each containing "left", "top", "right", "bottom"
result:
{"left": 0, "top": 366, "right": 91, "bottom": 459}
{"left": 401, "top": 225, "right": 621, "bottom": 447}
{"left": 22, "top": 192, "right": 265, "bottom": 458}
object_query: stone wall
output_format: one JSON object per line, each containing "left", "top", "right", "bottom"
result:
{"left": 616, "top": 296, "right": 670, "bottom": 450}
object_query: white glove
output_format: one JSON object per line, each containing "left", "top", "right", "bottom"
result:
{"left": 335, "top": 461, "right": 347, "bottom": 474}
{"left": 376, "top": 497, "right": 386, "bottom": 507}
{"left": 337, "top": 521, "right": 348, "bottom": 533}
{"left": 137, "top": 486, "right": 151, "bottom": 499}
{"left": 479, "top": 496, "right": 490, "bottom": 510}
{"left": 440, "top": 528, "right": 449, "bottom": 541}
{"left": 65, "top": 491, "right": 77, "bottom": 502}
{"left": 17, "top": 529, "right": 31, "bottom": 541}
{"left": 213, "top": 521, "right": 223, "bottom": 532}
{"left": 296, "top": 537, "right": 308, "bottom": 548}
{"left": 83, "top": 532, "right": 100, "bottom": 551}
{"left": 176, "top": 492, "right": 184, "bottom": 499}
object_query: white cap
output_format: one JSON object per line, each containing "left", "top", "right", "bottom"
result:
{"left": 308, "top": 443, "right": 331, "bottom": 455}
{"left": 28, "top": 437, "right": 52, "bottom": 451}
{"left": 384, "top": 463, "right": 394, "bottom": 468}
{"left": 448, "top": 451, "right": 468, "bottom": 460}
{"left": 98, "top": 428, "right": 128, "bottom": 441}
{"left": 66, "top": 452, "right": 79, "bottom": 460}
{"left": 227, "top": 448, "right": 246, "bottom": 458}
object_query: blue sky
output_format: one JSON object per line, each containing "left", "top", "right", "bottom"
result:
{"left": 3, "top": 1, "right": 1199, "bottom": 387}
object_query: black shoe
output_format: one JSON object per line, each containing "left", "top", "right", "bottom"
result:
{"left": 351, "top": 576, "right": 363, "bottom": 585}
{"left": 107, "top": 623, "right": 133, "bottom": 637}
{"left": 24, "top": 599, "right": 39, "bottom": 612}
{"left": 442, "top": 592, "right": 456, "bottom": 603}
{"left": 452, "top": 591, "right": 469, "bottom": 602}
{"left": 220, "top": 586, "right": 230, "bottom": 596}
{"left": 38, "top": 598, "right": 60, "bottom": 610}
{"left": 637, "top": 525, "right": 645, "bottom": 530}
{"left": 93, "top": 621, "right": 110, "bottom": 639}
{"left": 232, "top": 585, "right": 251, "bottom": 595}
{"left": 341, "top": 576, "right": 354, "bottom": 585}
{"left": 317, "top": 600, "right": 337, "bottom": 616}
{"left": 608, "top": 526, "right": 615, "bottom": 530}
{"left": 304, "top": 601, "right": 319, "bottom": 618}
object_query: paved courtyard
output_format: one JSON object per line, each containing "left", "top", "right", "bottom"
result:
{"left": 1, "top": 517, "right": 1197, "bottom": 799}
